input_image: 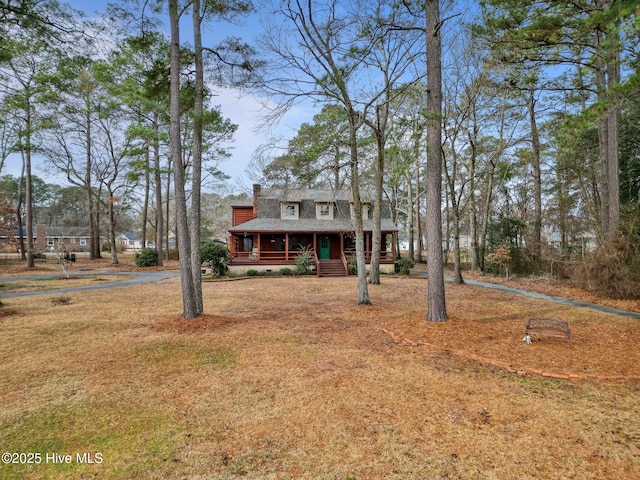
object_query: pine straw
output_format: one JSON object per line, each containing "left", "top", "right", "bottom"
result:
{"left": 0, "top": 275, "right": 639, "bottom": 479}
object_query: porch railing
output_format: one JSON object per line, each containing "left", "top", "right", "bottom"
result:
{"left": 313, "top": 251, "right": 320, "bottom": 276}
{"left": 233, "top": 248, "right": 394, "bottom": 264}
{"left": 341, "top": 253, "right": 349, "bottom": 275}
{"left": 343, "top": 248, "right": 394, "bottom": 264}
{"left": 231, "top": 250, "right": 310, "bottom": 262}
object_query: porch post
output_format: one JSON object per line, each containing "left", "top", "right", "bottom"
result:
{"left": 392, "top": 233, "right": 397, "bottom": 262}
{"left": 256, "top": 233, "right": 261, "bottom": 260}
{"left": 285, "top": 233, "right": 289, "bottom": 261}
{"left": 366, "top": 232, "right": 370, "bottom": 262}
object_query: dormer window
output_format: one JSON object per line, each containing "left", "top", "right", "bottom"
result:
{"left": 350, "top": 202, "right": 371, "bottom": 220}
{"left": 281, "top": 202, "right": 299, "bottom": 219}
{"left": 316, "top": 202, "right": 334, "bottom": 220}
{"left": 362, "top": 203, "right": 370, "bottom": 219}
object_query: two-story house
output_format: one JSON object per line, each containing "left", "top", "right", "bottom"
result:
{"left": 227, "top": 184, "right": 398, "bottom": 276}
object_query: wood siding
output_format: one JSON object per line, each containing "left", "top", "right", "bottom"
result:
{"left": 233, "top": 207, "right": 254, "bottom": 226}
{"left": 330, "top": 235, "right": 342, "bottom": 259}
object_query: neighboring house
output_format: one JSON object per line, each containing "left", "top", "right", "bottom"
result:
{"left": 545, "top": 229, "right": 597, "bottom": 255}
{"left": 227, "top": 184, "right": 399, "bottom": 277}
{"left": 0, "top": 225, "right": 94, "bottom": 253}
{"left": 116, "top": 232, "right": 144, "bottom": 252}
{"left": 44, "top": 226, "right": 93, "bottom": 252}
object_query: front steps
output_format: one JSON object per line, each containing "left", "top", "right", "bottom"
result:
{"left": 317, "top": 259, "right": 347, "bottom": 277}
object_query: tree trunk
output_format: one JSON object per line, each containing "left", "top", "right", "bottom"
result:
{"left": 606, "top": 29, "right": 620, "bottom": 242}
{"left": 165, "top": 160, "right": 171, "bottom": 261}
{"left": 415, "top": 158, "right": 424, "bottom": 263}
{"left": 592, "top": 0, "right": 620, "bottom": 244}
{"left": 17, "top": 163, "right": 26, "bottom": 260}
{"left": 87, "top": 192, "right": 97, "bottom": 258}
{"left": 444, "top": 180, "right": 451, "bottom": 267}
{"left": 24, "top": 97, "right": 35, "bottom": 268}
{"left": 406, "top": 169, "right": 414, "bottom": 262}
{"left": 468, "top": 129, "right": 478, "bottom": 271}
{"left": 444, "top": 145, "right": 463, "bottom": 284}
{"left": 425, "top": 0, "right": 447, "bottom": 322}
{"left": 169, "top": 0, "right": 197, "bottom": 319}
{"left": 595, "top": 28, "right": 611, "bottom": 244}
{"left": 84, "top": 96, "right": 100, "bottom": 260}
{"left": 349, "top": 113, "right": 371, "bottom": 305}
{"left": 452, "top": 202, "right": 463, "bottom": 284}
{"left": 478, "top": 159, "right": 497, "bottom": 272}
{"left": 389, "top": 186, "right": 401, "bottom": 260}
{"left": 190, "top": 0, "right": 204, "bottom": 315}
{"left": 527, "top": 88, "right": 542, "bottom": 267}
{"left": 369, "top": 105, "right": 386, "bottom": 285}
{"left": 108, "top": 188, "right": 119, "bottom": 265}
{"left": 142, "top": 143, "right": 150, "bottom": 249}
{"left": 154, "top": 112, "right": 164, "bottom": 267}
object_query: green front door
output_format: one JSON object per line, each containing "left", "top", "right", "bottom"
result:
{"left": 319, "top": 235, "right": 331, "bottom": 259}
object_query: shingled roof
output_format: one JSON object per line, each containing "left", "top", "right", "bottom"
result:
{"left": 229, "top": 217, "right": 398, "bottom": 233}
{"left": 259, "top": 188, "right": 376, "bottom": 203}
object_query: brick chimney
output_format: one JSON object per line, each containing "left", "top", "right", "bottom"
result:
{"left": 252, "top": 184, "right": 261, "bottom": 218}
{"left": 35, "top": 224, "right": 46, "bottom": 251}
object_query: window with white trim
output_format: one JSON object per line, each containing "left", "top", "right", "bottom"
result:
{"left": 316, "top": 203, "right": 334, "bottom": 220}
{"left": 281, "top": 202, "right": 299, "bottom": 219}
{"left": 350, "top": 203, "right": 371, "bottom": 220}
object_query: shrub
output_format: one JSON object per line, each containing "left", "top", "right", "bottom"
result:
{"left": 200, "top": 242, "right": 229, "bottom": 277}
{"left": 295, "top": 245, "right": 314, "bottom": 274}
{"left": 395, "top": 258, "right": 415, "bottom": 275}
{"left": 348, "top": 258, "right": 357, "bottom": 275}
{"left": 246, "top": 269, "right": 258, "bottom": 276}
{"left": 280, "top": 267, "right": 293, "bottom": 276}
{"left": 572, "top": 234, "right": 640, "bottom": 299}
{"left": 486, "top": 245, "right": 512, "bottom": 277}
{"left": 135, "top": 247, "right": 158, "bottom": 267}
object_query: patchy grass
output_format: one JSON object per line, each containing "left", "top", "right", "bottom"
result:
{"left": 0, "top": 274, "right": 639, "bottom": 479}
{"left": 1, "top": 402, "right": 180, "bottom": 478}
{"left": 135, "top": 339, "right": 238, "bottom": 370}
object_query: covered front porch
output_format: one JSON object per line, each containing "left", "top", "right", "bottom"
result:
{"left": 228, "top": 231, "right": 397, "bottom": 275}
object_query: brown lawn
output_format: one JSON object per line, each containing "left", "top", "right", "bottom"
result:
{"left": 0, "top": 266, "right": 639, "bottom": 479}
{"left": 0, "top": 275, "right": 129, "bottom": 293}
